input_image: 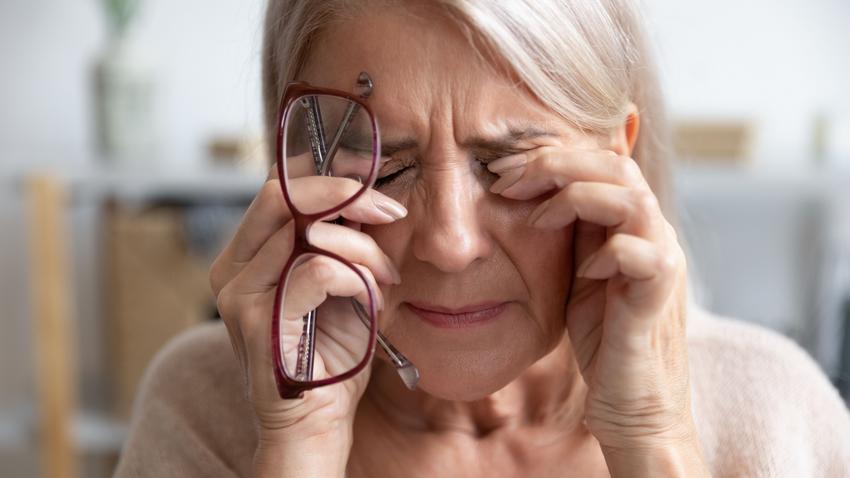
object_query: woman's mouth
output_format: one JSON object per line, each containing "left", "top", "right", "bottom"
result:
{"left": 405, "top": 301, "right": 508, "bottom": 328}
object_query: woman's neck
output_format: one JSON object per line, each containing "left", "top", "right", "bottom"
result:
{"left": 363, "top": 335, "right": 588, "bottom": 438}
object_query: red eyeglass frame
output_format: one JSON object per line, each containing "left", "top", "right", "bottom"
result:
{"left": 271, "top": 81, "right": 382, "bottom": 399}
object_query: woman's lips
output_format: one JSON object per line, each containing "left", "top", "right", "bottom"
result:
{"left": 405, "top": 301, "right": 508, "bottom": 328}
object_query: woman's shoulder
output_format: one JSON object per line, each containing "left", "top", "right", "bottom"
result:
{"left": 115, "top": 321, "right": 257, "bottom": 477}
{"left": 138, "top": 320, "right": 254, "bottom": 424}
{"left": 686, "top": 304, "right": 850, "bottom": 476}
{"left": 135, "top": 320, "right": 247, "bottom": 412}
{"left": 145, "top": 320, "right": 237, "bottom": 382}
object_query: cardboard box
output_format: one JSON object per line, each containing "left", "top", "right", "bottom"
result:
{"left": 672, "top": 119, "right": 756, "bottom": 163}
{"left": 104, "top": 204, "right": 214, "bottom": 418}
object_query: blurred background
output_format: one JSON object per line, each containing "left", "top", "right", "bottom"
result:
{"left": 1, "top": 0, "right": 849, "bottom": 476}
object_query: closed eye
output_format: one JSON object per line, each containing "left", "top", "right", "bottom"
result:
{"left": 373, "top": 149, "right": 528, "bottom": 189}
{"left": 374, "top": 155, "right": 416, "bottom": 189}
{"left": 375, "top": 166, "right": 411, "bottom": 188}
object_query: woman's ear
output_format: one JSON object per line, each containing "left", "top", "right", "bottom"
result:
{"left": 609, "top": 102, "right": 640, "bottom": 157}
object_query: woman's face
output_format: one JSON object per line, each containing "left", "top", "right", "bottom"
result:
{"left": 300, "top": 9, "right": 607, "bottom": 400}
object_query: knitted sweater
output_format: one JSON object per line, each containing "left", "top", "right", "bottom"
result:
{"left": 114, "top": 305, "right": 850, "bottom": 477}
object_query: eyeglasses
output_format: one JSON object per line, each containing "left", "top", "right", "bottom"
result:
{"left": 272, "top": 72, "right": 420, "bottom": 399}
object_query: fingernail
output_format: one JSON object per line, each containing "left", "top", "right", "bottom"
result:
{"left": 527, "top": 199, "right": 551, "bottom": 226}
{"left": 487, "top": 154, "right": 527, "bottom": 174}
{"left": 489, "top": 167, "right": 525, "bottom": 194}
{"left": 373, "top": 194, "right": 408, "bottom": 220}
{"left": 385, "top": 255, "right": 402, "bottom": 284}
{"left": 576, "top": 253, "right": 597, "bottom": 278}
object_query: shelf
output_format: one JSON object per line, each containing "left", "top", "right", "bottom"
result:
{"left": 673, "top": 162, "right": 850, "bottom": 200}
{"left": 2, "top": 164, "right": 267, "bottom": 206}
{"left": 0, "top": 411, "right": 127, "bottom": 453}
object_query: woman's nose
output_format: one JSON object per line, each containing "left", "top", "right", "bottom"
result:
{"left": 411, "top": 168, "right": 493, "bottom": 273}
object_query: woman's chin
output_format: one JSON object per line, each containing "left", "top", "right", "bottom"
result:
{"left": 411, "top": 351, "right": 531, "bottom": 401}
{"left": 378, "top": 308, "right": 555, "bottom": 401}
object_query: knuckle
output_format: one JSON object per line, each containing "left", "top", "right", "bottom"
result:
{"left": 612, "top": 155, "right": 642, "bottom": 184}
{"left": 561, "top": 183, "right": 586, "bottom": 216}
{"left": 609, "top": 232, "right": 630, "bottom": 250}
{"left": 258, "top": 179, "right": 282, "bottom": 206}
{"left": 539, "top": 153, "right": 559, "bottom": 173}
{"left": 562, "top": 181, "right": 583, "bottom": 202}
{"left": 209, "top": 246, "right": 239, "bottom": 293}
{"left": 656, "top": 250, "right": 678, "bottom": 273}
{"left": 209, "top": 258, "right": 225, "bottom": 295}
{"left": 305, "top": 256, "right": 338, "bottom": 285}
{"left": 632, "top": 189, "right": 659, "bottom": 217}
{"left": 215, "top": 283, "right": 239, "bottom": 321}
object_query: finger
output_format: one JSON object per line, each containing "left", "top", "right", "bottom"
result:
{"left": 226, "top": 152, "right": 313, "bottom": 268}
{"left": 231, "top": 256, "right": 381, "bottom": 372}
{"left": 488, "top": 148, "right": 651, "bottom": 201}
{"left": 210, "top": 177, "right": 405, "bottom": 296}
{"left": 286, "top": 148, "right": 374, "bottom": 183}
{"left": 272, "top": 257, "right": 379, "bottom": 383}
{"left": 283, "top": 150, "right": 316, "bottom": 179}
{"left": 288, "top": 176, "right": 407, "bottom": 222}
{"left": 526, "top": 181, "right": 664, "bottom": 241}
{"left": 232, "top": 220, "right": 400, "bottom": 296}
{"left": 230, "top": 179, "right": 291, "bottom": 263}
{"left": 281, "top": 255, "right": 384, "bottom": 320}
{"left": 575, "top": 233, "right": 679, "bottom": 311}
{"left": 234, "top": 176, "right": 403, "bottom": 263}
{"left": 309, "top": 222, "right": 401, "bottom": 285}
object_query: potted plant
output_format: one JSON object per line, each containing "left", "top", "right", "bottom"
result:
{"left": 94, "top": 0, "right": 157, "bottom": 165}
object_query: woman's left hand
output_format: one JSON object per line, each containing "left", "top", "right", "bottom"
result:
{"left": 488, "top": 147, "right": 709, "bottom": 477}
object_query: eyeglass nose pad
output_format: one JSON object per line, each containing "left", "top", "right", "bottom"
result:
{"left": 356, "top": 72, "right": 373, "bottom": 98}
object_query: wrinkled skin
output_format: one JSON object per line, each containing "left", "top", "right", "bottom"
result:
{"left": 210, "top": 6, "right": 706, "bottom": 478}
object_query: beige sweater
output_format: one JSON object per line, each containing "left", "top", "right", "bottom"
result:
{"left": 114, "top": 305, "right": 850, "bottom": 477}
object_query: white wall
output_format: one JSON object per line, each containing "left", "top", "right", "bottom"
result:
{"left": 644, "top": 0, "right": 850, "bottom": 165}
{"left": 0, "top": 1, "right": 848, "bottom": 469}
{"left": 2, "top": 0, "right": 848, "bottom": 170}
{"left": 0, "top": 0, "right": 266, "bottom": 171}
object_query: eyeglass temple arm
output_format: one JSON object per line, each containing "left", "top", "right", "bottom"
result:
{"left": 320, "top": 72, "right": 375, "bottom": 176}
{"left": 351, "top": 299, "right": 420, "bottom": 391}
{"left": 321, "top": 102, "right": 360, "bottom": 176}
{"left": 304, "top": 97, "right": 327, "bottom": 173}
{"left": 294, "top": 309, "right": 317, "bottom": 382}
{"left": 301, "top": 72, "right": 416, "bottom": 387}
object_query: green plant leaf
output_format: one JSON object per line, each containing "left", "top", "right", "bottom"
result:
{"left": 102, "top": 0, "right": 140, "bottom": 34}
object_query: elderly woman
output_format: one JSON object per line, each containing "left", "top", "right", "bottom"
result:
{"left": 115, "top": 1, "right": 850, "bottom": 476}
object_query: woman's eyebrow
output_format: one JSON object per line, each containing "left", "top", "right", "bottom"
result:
{"left": 378, "top": 127, "right": 556, "bottom": 156}
{"left": 463, "top": 127, "right": 558, "bottom": 150}
{"left": 379, "top": 138, "right": 419, "bottom": 156}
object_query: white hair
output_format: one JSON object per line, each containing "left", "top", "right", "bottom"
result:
{"left": 261, "top": 0, "right": 676, "bottom": 223}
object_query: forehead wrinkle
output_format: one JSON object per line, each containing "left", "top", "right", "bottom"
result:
{"left": 301, "top": 9, "right": 576, "bottom": 165}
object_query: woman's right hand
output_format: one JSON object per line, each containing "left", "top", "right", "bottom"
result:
{"left": 209, "top": 165, "right": 406, "bottom": 476}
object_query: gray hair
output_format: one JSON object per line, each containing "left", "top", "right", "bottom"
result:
{"left": 261, "top": 0, "right": 677, "bottom": 224}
